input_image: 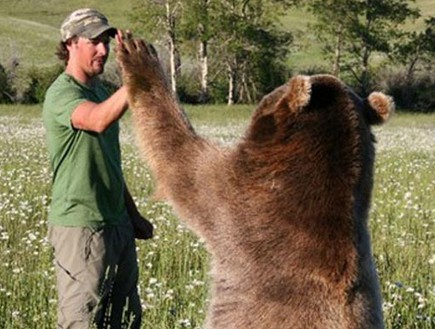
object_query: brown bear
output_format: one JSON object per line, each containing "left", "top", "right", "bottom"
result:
{"left": 116, "top": 38, "right": 393, "bottom": 329}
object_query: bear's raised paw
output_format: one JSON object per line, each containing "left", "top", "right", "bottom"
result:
{"left": 116, "top": 37, "right": 167, "bottom": 91}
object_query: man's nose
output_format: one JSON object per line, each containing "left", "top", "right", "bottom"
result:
{"left": 97, "top": 42, "right": 109, "bottom": 56}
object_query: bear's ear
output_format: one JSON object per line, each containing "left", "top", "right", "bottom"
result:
{"left": 277, "top": 75, "right": 312, "bottom": 114}
{"left": 364, "top": 92, "right": 395, "bottom": 125}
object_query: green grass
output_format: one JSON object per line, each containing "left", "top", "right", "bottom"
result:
{"left": 384, "top": 111, "right": 435, "bottom": 127}
{"left": 0, "top": 104, "right": 434, "bottom": 328}
{"left": 185, "top": 104, "right": 253, "bottom": 124}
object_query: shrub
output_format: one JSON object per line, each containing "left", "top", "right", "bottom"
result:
{"left": 100, "top": 61, "right": 123, "bottom": 95}
{"left": 14, "top": 65, "right": 63, "bottom": 104}
{"left": 176, "top": 59, "right": 228, "bottom": 104}
{"left": 294, "top": 65, "right": 330, "bottom": 76}
{"left": 207, "top": 77, "right": 229, "bottom": 104}
{"left": 0, "top": 63, "right": 13, "bottom": 104}
{"left": 377, "top": 66, "right": 435, "bottom": 112}
{"left": 177, "top": 61, "right": 203, "bottom": 104}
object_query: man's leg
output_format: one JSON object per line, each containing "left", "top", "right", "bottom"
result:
{"left": 49, "top": 222, "right": 142, "bottom": 329}
{"left": 48, "top": 225, "right": 111, "bottom": 329}
{"left": 107, "top": 220, "right": 142, "bottom": 329}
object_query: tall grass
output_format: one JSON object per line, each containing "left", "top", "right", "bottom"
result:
{"left": 0, "top": 105, "right": 434, "bottom": 328}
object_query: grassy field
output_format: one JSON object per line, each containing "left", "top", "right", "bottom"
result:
{"left": 0, "top": 104, "right": 434, "bottom": 328}
{"left": 1, "top": 0, "right": 434, "bottom": 70}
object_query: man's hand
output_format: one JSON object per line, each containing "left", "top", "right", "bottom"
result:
{"left": 130, "top": 213, "right": 153, "bottom": 240}
{"left": 124, "top": 184, "right": 153, "bottom": 240}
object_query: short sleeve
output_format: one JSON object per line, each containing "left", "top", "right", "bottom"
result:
{"left": 43, "top": 74, "right": 87, "bottom": 130}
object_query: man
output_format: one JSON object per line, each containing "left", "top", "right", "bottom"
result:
{"left": 42, "top": 8, "right": 152, "bottom": 329}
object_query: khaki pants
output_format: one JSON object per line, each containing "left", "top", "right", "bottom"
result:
{"left": 48, "top": 220, "right": 142, "bottom": 329}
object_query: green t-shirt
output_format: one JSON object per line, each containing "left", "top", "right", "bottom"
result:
{"left": 43, "top": 72, "right": 127, "bottom": 229}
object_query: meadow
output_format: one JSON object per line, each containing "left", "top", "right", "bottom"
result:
{"left": 0, "top": 104, "right": 434, "bottom": 328}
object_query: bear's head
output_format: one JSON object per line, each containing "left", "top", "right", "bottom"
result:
{"left": 246, "top": 74, "right": 393, "bottom": 144}
{"left": 238, "top": 74, "right": 394, "bottom": 218}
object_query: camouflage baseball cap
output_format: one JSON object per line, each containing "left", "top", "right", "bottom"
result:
{"left": 60, "top": 8, "right": 117, "bottom": 42}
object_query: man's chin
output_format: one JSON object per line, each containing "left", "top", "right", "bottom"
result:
{"left": 92, "top": 66, "right": 105, "bottom": 76}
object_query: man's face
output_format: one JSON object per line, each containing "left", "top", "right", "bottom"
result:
{"left": 68, "top": 32, "right": 111, "bottom": 78}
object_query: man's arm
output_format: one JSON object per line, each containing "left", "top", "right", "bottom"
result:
{"left": 124, "top": 184, "right": 154, "bottom": 240}
{"left": 71, "top": 86, "right": 128, "bottom": 133}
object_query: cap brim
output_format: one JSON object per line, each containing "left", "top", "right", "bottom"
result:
{"left": 82, "top": 25, "right": 117, "bottom": 40}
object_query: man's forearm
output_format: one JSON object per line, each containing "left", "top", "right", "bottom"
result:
{"left": 71, "top": 86, "right": 128, "bottom": 132}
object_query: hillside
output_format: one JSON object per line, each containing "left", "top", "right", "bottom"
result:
{"left": 0, "top": 0, "right": 434, "bottom": 70}
{"left": 0, "top": 0, "right": 134, "bottom": 68}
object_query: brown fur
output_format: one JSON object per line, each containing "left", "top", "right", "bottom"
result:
{"left": 117, "top": 39, "right": 394, "bottom": 329}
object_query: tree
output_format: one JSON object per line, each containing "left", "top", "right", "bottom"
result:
{"left": 130, "top": 0, "right": 294, "bottom": 104}
{"left": 180, "top": 0, "right": 220, "bottom": 103}
{"left": 307, "top": 0, "right": 352, "bottom": 76}
{"left": 307, "top": 0, "right": 420, "bottom": 95}
{"left": 214, "top": 0, "right": 293, "bottom": 104}
{"left": 130, "top": 0, "right": 183, "bottom": 93}
{"left": 391, "top": 16, "right": 435, "bottom": 82}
